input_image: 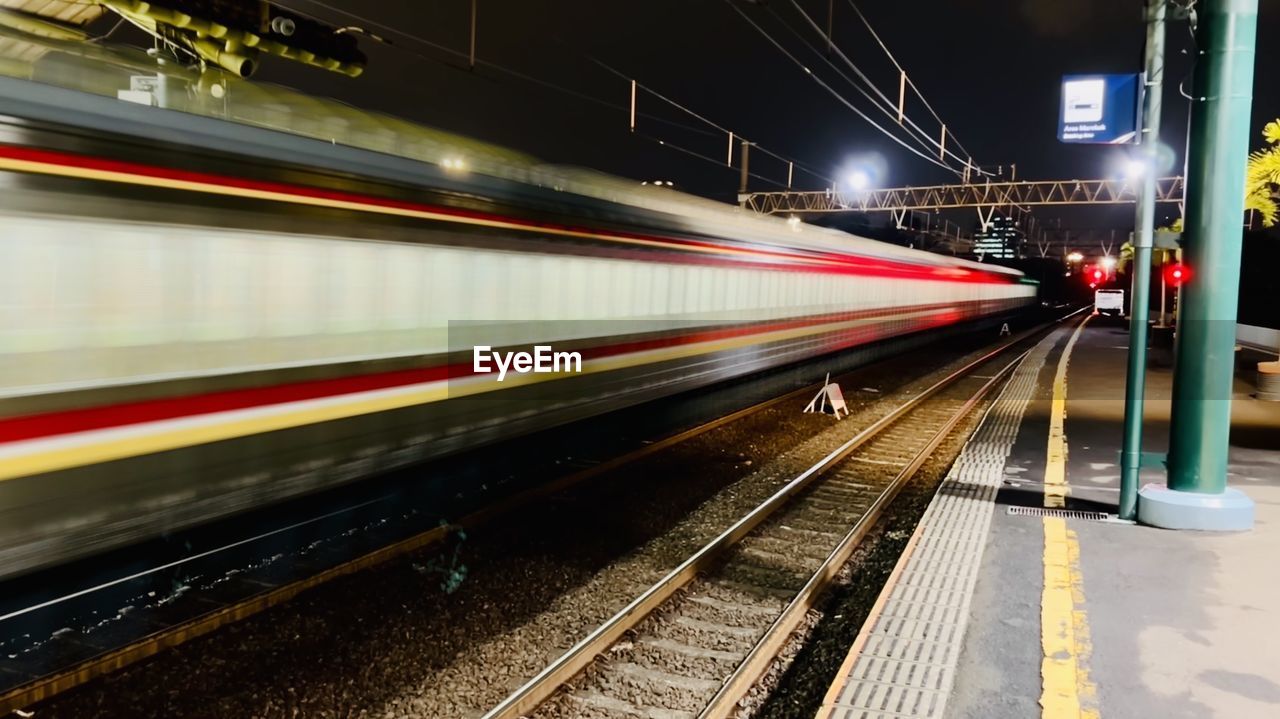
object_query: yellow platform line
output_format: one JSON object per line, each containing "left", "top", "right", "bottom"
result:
{"left": 1044, "top": 317, "right": 1087, "bottom": 509}
{"left": 1040, "top": 317, "right": 1098, "bottom": 718}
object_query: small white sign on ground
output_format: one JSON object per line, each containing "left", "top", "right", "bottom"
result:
{"left": 804, "top": 373, "right": 849, "bottom": 419}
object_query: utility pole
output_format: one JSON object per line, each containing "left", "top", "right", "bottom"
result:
{"left": 1159, "top": 249, "right": 1168, "bottom": 325}
{"left": 897, "top": 71, "right": 906, "bottom": 125}
{"left": 1140, "top": 0, "right": 1258, "bottom": 530}
{"left": 629, "top": 79, "right": 636, "bottom": 132}
{"left": 738, "top": 140, "right": 751, "bottom": 205}
{"left": 1119, "top": 0, "right": 1165, "bottom": 521}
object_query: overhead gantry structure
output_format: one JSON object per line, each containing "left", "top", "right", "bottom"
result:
{"left": 742, "top": 176, "right": 1186, "bottom": 216}
{"left": 742, "top": 176, "right": 1187, "bottom": 258}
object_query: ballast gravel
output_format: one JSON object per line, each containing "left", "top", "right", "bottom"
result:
{"left": 31, "top": 338, "right": 1004, "bottom": 719}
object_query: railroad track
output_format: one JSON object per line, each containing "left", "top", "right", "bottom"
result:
{"left": 482, "top": 337, "right": 1035, "bottom": 719}
{"left": 3, "top": 315, "right": 1068, "bottom": 716}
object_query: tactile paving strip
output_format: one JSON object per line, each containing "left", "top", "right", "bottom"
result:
{"left": 819, "top": 332, "right": 1058, "bottom": 719}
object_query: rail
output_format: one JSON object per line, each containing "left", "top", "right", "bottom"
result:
{"left": 481, "top": 328, "right": 1044, "bottom": 719}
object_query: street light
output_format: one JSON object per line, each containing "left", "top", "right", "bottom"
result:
{"left": 1067, "top": 251, "right": 1084, "bottom": 263}
{"left": 837, "top": 153, "right": 886, "bottom": 195}
{"left": 1100, "top": 256, "right": 1118, "bottom": 270}
{"left": 1123, "top": 158, "right": 1147, "bottom": 180}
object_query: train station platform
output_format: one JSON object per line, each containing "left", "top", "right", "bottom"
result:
{"left": 819, "top": 318, "right": 1280, "bottom": 719}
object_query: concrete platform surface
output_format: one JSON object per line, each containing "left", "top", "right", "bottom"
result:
{"left": 823, "top": 317, "right": 1280, "bottom": 719}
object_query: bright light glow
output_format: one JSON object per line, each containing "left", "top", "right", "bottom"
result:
{"left": 442, "top": 157, "right": 467, "bottom": 171}
{"left": 1067, "top": 252, "right": 1084, "bottom": 262}
{"left": 786, "top": 215, "right": 802, "bottom": 231}
{"left": 1100, "top": 256, "right": 1118, "bottom": 270}
{"left": 1123, "top": 158, "right": 1146, "bottom": 179}
{"left": 836, "top": 153, "right": 886, "bottom": 194}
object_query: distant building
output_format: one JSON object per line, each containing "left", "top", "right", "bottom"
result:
{"left": 973, "top": 216, "right": 1023, "bottom": 260}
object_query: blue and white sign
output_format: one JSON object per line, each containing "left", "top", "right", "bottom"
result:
{"left": 1058, "top": 74, "right": 1141, "bottom": 144}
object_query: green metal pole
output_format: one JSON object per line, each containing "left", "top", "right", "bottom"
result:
{"left": 1167, "top": 0, "right": 1258, "bottom": 493}
{"left": 1119, "top": 0, "right": 1166, "bottom": 521}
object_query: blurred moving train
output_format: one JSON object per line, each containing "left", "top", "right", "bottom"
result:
{"left": 0, "top": 44, "right": 1035, "bottom": 579}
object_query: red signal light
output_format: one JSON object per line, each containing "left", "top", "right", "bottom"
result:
{"left": 1164, "top": 262, "right": 1190, "bottom": 287}
{"left": 1091, "top": 268, "right": 1104, "bottom": 282}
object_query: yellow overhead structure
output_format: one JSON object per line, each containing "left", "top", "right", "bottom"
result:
{"left": 0, "top": 2, "right": 366, "bottom": 78}
{"left": 100, "top": 0, "right": 364, "bottom": 77}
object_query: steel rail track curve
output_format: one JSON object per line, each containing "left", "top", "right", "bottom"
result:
{"left": 480, "top": 324, "right": 1054, "bottom": 719}
{"left": 3, "top": 311, "right": 1080, "bottom": 715}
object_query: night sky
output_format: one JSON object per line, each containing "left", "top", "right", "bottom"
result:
{"left": 248, "top": 1, "right": 1280, "bottom": 229}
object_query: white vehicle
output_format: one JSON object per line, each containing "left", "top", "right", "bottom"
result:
{"left": 1095, "top": 289, "right": 1126, "bottom": 317}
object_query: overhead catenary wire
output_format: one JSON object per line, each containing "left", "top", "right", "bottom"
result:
{"left": 783, "top": 0, "right": 991, "bottom": 176}
{"left": 841, "top": 0, "right": 980, "bottom": 165}
{"left": 590, "top": 57, "right": 836, "bottom": 186}
{"left": 283, "top": 0, "right": 831, "bottom": 190}
{"left": 764, "top": 4, "right": 952, "bottom": 167}
{"left": 722, "top": 0, "right": 964, "bottom": 177}
{"left": 278, "top": 0, "right": 716, "bottom": 138}
{"left": 782, "top": 1, "right": 973, "bottom": 170}
{"left": 637, "top": 131, "right": 792, "bottom": 189}
{"left": 740, "top": 0, "right": 1032, "bottom": 227}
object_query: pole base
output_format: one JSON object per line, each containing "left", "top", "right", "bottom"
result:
{"left": 1137, "top": 484, "right": 1255, "bottom": 530}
